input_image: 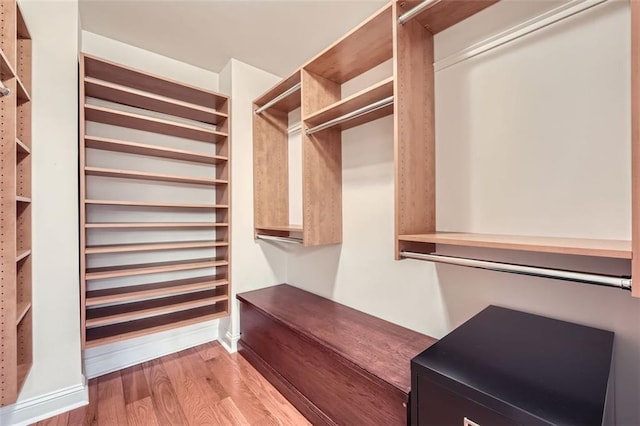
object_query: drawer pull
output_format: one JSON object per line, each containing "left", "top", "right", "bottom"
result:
{"left": 464, "top": 417, "right": 481, "bottom": 426}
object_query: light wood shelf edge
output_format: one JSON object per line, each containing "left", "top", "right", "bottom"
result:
{"left": 85, "top": 259, "right": 229, "bottom": 280}
{"left": 85, "top": 240, "right": 227, "bottom": 254}
{"left": 84, "top": 166, "right": 227, "bottom": 186}
{"left": 16, "top": 302, "right": 31, "bottom": 325}
{"left": 85, "top": 222, "right": 229, "bottom": 229}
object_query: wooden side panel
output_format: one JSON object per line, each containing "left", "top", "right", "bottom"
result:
{"left": 217, "top": 103, "right": 231, "bottom": 312}
{"left": 79, "top": 55, "right": 88, "bottom": 346}
{"left": 301, "top": 70, "right": 342, "bottom": 246}
{"left": 394, "top": 3, "right": 436, "bottom": 259}
{"left": 253, "top": 106, "right": 289, "bottom": 229}
{"left": 633, "top": 0, "right": 640, "bottom": 298}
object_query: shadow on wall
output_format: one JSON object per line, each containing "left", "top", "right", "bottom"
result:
{"left": 435, "top": 258, "right": 640, "bottom": 424}
{"left": 286, "top": 244, "right": 342, "bottom": 299}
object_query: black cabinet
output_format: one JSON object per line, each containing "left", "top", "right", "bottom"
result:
{"left": 411, "top": 306, "right": 614, "bottom": 426}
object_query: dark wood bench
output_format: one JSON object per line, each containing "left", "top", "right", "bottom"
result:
{"left": 237, "top": 284, "right": 437, "bottom": 425}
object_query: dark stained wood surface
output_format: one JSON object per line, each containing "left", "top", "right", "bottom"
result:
{"left": 237, "top": 284, "right": 436, "bottom": 394}
{"left": 34, "top": 342, "right": 309, "bottom": 426}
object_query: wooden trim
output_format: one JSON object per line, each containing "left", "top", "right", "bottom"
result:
{"left": 85, "top": 222, "right": 228, "bottom": 229}
{"left": 84, "top": 104, "right": 227, "bottom": 144}
{"left": 85, "top": 240, "right": 226, "bottom": 255}
{"left": 85, "top": 199, "right": 228, "bottom": 209}
{"left": 85, "top": 166, "right": 227, "bottom": 186}
{"left": 399, "top": 233, "right": 632, "bottom": 259}
{"left": 85, "top": 258, "right": 228, "bottom": 281}
{"left": 84, "top": 136, "right": 228, "bottom": 164}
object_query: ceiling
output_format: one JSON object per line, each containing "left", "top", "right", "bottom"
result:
{"left": 79, "top": 0, "right": 387, "bottom": 78}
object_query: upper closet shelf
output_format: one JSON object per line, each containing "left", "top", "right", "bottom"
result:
{"left": 397, "top": 0, "right": 499, "bottom": 34}
{"left": 304, "top": 4, "right": 393, "bottom": 83}
{"left": 83, "top": 54, "right": 227, "bottom": 111}
{"left": 399, "top": 232, "right": 632, "bottom": 259}
{"left": 254, "top": 70, "right": 301, "bottom": 113}
{"left": 85, "top": 77, "right": 228, "bottom": 125}
{"left": 84, "top": 105, "right": 227, "bottom": 143}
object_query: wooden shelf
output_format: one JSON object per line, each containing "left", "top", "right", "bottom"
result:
{"left": 399, "top": 0, "right": 498, "bottom": 34}
{"left": 16, "top": 302, "right": 31, "bottom": 325}
{"left": 16, "top": 196, "right": 31, "bottom": 203}
{"left": 86, "top": 222, "right": 228, "bottom": 229}
{"left": 85, "top": 240, "right": 226, "bottom": 254}
{"left": 85, "top": 305, "right": 228, "bottom": 348}
{"left": 16, "top": 249, "right": 30, "bottom": 262}
{"left": 399, "top": 233, "right": 632, "bottom": 259}
{"left": 84, "top": 104, "right": 227, "bottom": 143}
{"left": 85, "top": 258, "right": 228, "bottom": 280}
{"left": 0, "top": 46, "right": 14, "bottom": 79}
{"left": 86, "top": 277, "right": 228, "bottom": 307}
{"left": 85, "top": 136, "right": 227, "bottom": 164}
{"left": 254, "top": 70, "right": 301, "bottom": 112}
{"left": 85, "top": 199, "right": 228, "bottom": 209}
{"left": 85, "top": 77, "right": 227, "bottom": 125}
{"left": 304, "top": 4, "right": 392, "bottom": 83}
{"left": 15, "top": 74, "right": 29, "bottom": 104}
{"left": 256, "top": 225, "right": 303, "bottom": 233}
{"left": 304, "top": 77, "right": 394, "bottom": 130}
{"left": 83, "top": 54, "right": 228, "bottom": 111}
{"left": 86, "top": 290, "right": 227, "bottom": 328}
{"left": 85, "top": 166, "right": 227, "bottom": 186}
{"left": 16, "top": 137, "right": 29, "bottom": 155}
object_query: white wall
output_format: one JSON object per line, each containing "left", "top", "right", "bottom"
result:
{"left": 285, "top": 1, "right": 640, "bottom": 423}
{"left": 217, "top": 59, "right": 288, "bottom": 349}
{"left": 14, "top": 0, "right": 82, "bottom": 402}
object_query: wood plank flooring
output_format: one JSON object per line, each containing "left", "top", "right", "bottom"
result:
{"left": 35, "top": 342, "right": 310, "bottom": 426}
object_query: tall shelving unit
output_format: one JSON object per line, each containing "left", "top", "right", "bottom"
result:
{"left": 79, "top": 54, "right": 231, "bottom": 348}
{"left": 0, "top": 1, "right": 32, "bottom": 407}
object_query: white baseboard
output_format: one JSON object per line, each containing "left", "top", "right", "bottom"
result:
{"left": 0, "top": 377, "right": 88, "bottom": 426}
{"left": 219, "top": 330, "right": 241, "bottom": 353}
{"left": 84, "top": 319, "right": 220, "bottom": 379}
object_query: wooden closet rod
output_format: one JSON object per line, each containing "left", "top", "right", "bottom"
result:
{"left": 398, "top": 0, "right": 442, "bottom": 25}
{"left": 306, "top": 96, "right": 394, "bottom": 135}
{"left": 400, "top": 251, "right": 632, "bottom": 290}
{"left": 255, "top": 83, "right": 301, "bottom": 114}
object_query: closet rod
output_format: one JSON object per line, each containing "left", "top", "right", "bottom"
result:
{"left": 255, "top": 83, "right": 301, "bottom": 114}
{"left": 306, "top": 96, "right": 394, "bottom": 135}
{"left": 400, "top": 251, "right": 632, "bottom": 290}
{"left": 256, "top": 234, "right": 303, "bottom": 244}
{"left": 398, "top": 0, "right": 442, "bottom": 25}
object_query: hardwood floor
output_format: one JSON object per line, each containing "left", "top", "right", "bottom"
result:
{"left": 35, "top": 342, "right": 310, "bottom": 426}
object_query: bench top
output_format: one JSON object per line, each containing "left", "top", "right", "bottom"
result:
{"left": 237, "top": 284, "right": 437, "bottom": 394}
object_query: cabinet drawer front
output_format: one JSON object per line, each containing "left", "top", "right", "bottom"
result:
{"left": 416, "top": 379, "right": 516, "bottom": 426}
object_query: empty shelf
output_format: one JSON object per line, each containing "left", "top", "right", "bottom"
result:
{"left": 304, "top": 77, "right": 394, "bottom": 130}
{"left": 16, "top": 196, "right": 31, "bottom": 203}
{"left": 85, "top": 305, "right": 228, "bottom": 348}
{"left": 16, "top": 302, "right": 31, "bottom": 325}
{"left": 399, "top": 232, "right": 632, "bottom": 259}
{"left": 16, "top": 249, "right": 30, "bottom": 262}
{"left": 84, "top": 136, "right": 227, "bottom": 164}
{"left": 84, "top": 104, "right": 227, "bottom": 143}
{"left": 85, "top": 166, "right": 227, "bottom": 186}
{"left": 86, "top": 277, "right": 228, "bottom": 306}
{"left": 85, "top": 199, "right": 228, "bottom": 209}
{"left": 86, "top": 290, "right": 228, "bottom": 328}
{"left": 85, "top": 258, "right": 228, "bottom": 280}
{"left": 304, "top": 4, "right": 393, "bottom": 83}
{"left": 85, "top": 240, "right": 227, "bottom": 254}
{"left": 16, "top": 137, "right": 30, "bottom": 155}
{"left": 85, "top": 77, "right": 228, "bottom": 125}
{"left": 86, "top": 222, "right": 228, "bottom": 229}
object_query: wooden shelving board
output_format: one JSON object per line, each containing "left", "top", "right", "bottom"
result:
{"left": 304, "top": 77, "right": 394, "bottom": 130}
{"left": 254, "top": 70, "right": 301, "bottom": 112}
{"left": 85, "top": 222, "right": 228, "bottom": 229}
{"left": 86, "top": 278, "right": 228, "bottom": 306}
{"left": 85, "top": 258, "right": 228, "bottom": 280}
{"left": 85, "top": 240, "right": 226, "bottom": 254}
{"left": 85, "top": 305, "right": 228, "bottom": 348}
{"left": 86, "top": 291, "right": 228, "bottom": 328}
{"left": 15, "top": 196, "right": 31, "bottom": 203}
{"left": 15, "top": 74, "right": 29, "bottom": 104}
{"left": 15, "top": 249, "right": 30, "bottom": 262}
{"left": 85, "top": 136, "right": 227, "bottom": 164}
{"left": 85, "top": 77, "right": 228, "bottom": 125}
{"left": 400, "top": 0, "right": 499, "bottom": 34}
{"left": 85, "top": 166, "right": 227, "bottom": 186}
{"left": 16, "top": 302, "right": 31, "bottom": 325}
{"left": 0, "top": 46, "right": 14, "bottom": 79}
{"left": 256, "top": 225, "right": 303, "bottom": 233}
{"left": 399, "top": 233, "right": 632, "bottom": 259}
{"left": 304, "top": 4, "right": 393, "bottom": 83}
{"left": 84, "top": 104, "right": 227, "bottom": 143}
{"left": 16, "top": 137, "right": 29, "bottom": 155}
{"left": 85, "top": 199, "right": 227, "bottom": 209}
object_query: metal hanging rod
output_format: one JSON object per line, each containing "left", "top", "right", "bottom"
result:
{"left": 398, "top": 0, "right": 442, "bottom": 25}
{"left": 400, "top": 251, "right": 632, "bottom": 290}
{"left": 306, "top": 96, "right": 394, "bottom": 135}
{"left": 435, "top": 0, "right": 608, "bottom": 72}
{"left": 256, "top": 234, "right": 303, "bottom": 245}
{"left": 255, "top": 83, "right": 301, "bottom": 115}
{"left": 288, "top": 123, "right": 302, "bottom": 135}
